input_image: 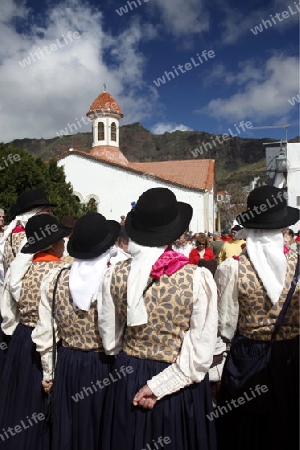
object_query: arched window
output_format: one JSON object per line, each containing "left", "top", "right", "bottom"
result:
{"left": 111, "top": 122, "right": 117, "bottom": 141}
{"left": 98, "top": 122, "right": 104, "bottom": 141}
{"left": 87, "top": 197, "right": 97, "bottom": 212}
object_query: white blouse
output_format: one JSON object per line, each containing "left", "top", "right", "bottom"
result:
{"left": 30, "top": 267, "right": 70, "bottom": 380}
{"left": 98, "top": 265, "right": 218, "bottom": 400}
{"left": 214, "top": 258, "right": 239, "bottom": 342}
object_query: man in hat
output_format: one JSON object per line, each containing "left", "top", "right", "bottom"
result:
{"left": 99, "top": 187, "right": 218, "bottom": 450}
{"left": 215, "top": 185, "right": 300, "bottom": 450}
{"left": 218, "top": 225, "right": 246, "bottom": 263}
{"left": 0, "top": 189, "right": 56, "bottom": 276}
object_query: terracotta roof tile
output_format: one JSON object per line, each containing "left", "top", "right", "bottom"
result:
{"left": 57, "top": 150, "right": 214, "bottom": 191}
{"left": 87, "top": 92, "right": 123, "bottom": 117}
{"left": 131, "top": 160, "right": 215, "bottom": 191}
{"left": 90, "top": 146, "right": 128, "bottom": 166}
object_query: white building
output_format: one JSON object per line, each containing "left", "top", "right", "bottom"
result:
{"left": 57, "top": 89, "right": 215, "bottom": 232}
{"left": 265, "top": 142, "right": 300, "bottom": 231}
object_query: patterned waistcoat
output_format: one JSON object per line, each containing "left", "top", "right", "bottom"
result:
{"left": 48, "top": 268, "right": 104, "bottom": 352}
{"left": 18, "top": 261, "right": 66, "bottom": 327}
{"left": 237, "top": 251, "right": 299, "bottom": 340}
{"left": 110, "top": 260, "right": 197, "bottom": 363}
{"left": 3, "top": 232, "right": 26, "bottom": 274}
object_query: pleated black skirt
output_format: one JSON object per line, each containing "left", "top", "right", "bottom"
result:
{"left": 52, "top": 345, "right": 114, "bottom": 450}
{"left": 216, "top": 334, "right": 299, "bottom": 450}
{"left": 0, "top": 323, "right": 50, "bottom": 450}
{"left": 0, "top": 317, "right": 7, "bottom": 377}
{"left": 102, "top": 351, "right": 217, "bottom": 450}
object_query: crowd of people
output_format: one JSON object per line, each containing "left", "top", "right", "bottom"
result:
{"left": 0, "top": 185, "right": 299, "bottom": 450}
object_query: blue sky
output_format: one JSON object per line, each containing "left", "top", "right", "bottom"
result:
{"left": 0, "top": 0, "right": 299, "bottom": 143}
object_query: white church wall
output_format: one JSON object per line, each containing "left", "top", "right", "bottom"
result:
{"left": 58, "top": 153, "right": 213, "bottom": 233}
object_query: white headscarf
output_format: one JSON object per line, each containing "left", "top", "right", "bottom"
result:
{"left": 126, "top": 240, "right": 166, "bottom": 326}
{"left": 241, "top": 228, "right": 286, "bottom": 305}
{"left": 69, "top": 248, "right": 113, "bottom": 311}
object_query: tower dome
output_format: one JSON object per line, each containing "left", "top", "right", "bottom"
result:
{"left": 86, "top": 86, "right": 128, "bottom": 165}
{"left": 86, "top": 90, "right": 124, "bottom": 120}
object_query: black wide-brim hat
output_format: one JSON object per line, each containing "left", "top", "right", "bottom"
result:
{"left": 67, "top": 212, "right": 120, "bottom": 259}
{"left": 15, "top": 189, "right": 56, "bottom": 215}
{"left": 21, "top": 214, "right": 69, "bottom": 254}
{"left": 236, "top": 185, "right": 300, "bottom": 229}
{"left": 125, "top": 187, "right": 193, "bottom": 247}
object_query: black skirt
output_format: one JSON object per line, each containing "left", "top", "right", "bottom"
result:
{"left": 0, "top": 316, "right": 7, "bottom": 377}
{"left": 0, "top": 323, "right": 50, "bottom": 450}
{"left": 52, "top": 345, "right": 114, "bottom": 450}
{"left": 216, "top": 334, "right": 299, "bottom": 450}
{"left": 101, "top": 351, "right": 217, "bottom": 450}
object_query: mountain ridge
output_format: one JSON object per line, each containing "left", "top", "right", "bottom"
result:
{"left": 3, "top": 123, "right": 299, "bottom": 190}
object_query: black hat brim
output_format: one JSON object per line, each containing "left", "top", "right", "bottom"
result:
{"left": 67, "top": 220, "right": 120, "bottom": 259}
{"left": 125, "top": 202, "right": 193, "bottom": 247}
{"left": 17, "top": 201, "right": 57, "bottom": 215}
{"left": 236, "top": 206, "right": 300, "bottom": 229}
{"left": 21, "top": 227, "right": 69, "bottom": 254}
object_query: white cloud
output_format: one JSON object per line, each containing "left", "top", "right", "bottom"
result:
{"left": 152, "top": 0, "right": 210, "bottom": 37}
{"left": 200, "top": 55, "right": 299, "bottom": 122}
{"left": 0, "top": 0, "right": 159, "bottom": 143}
{"left": 202, "top": 60, "right": 266, "bottom": 86}
{"left": 151, "top": 122, "right": 192, "bottom": 134}
{"left": 218, "top": 1, "right": 300, "bottom": 44}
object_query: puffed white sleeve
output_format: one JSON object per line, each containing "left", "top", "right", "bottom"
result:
{"left": 31, "top": 268, "right": 62, "bottom": 381}
{"left": 0, "top": 269, "right": 19, "bottom": 335}
{"left": 214, "top": 258, "right": 239, "bottom": 342}
{"left": 98, "top": 265, "right": 125, "bottom": 355}
{"left": 147, "top": 267, "right": 218, "bottom": 400}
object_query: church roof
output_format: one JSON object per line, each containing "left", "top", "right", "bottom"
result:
{"left": 58, "top": 149, "right": 214, "bottom": 192}
{"left": 132, "top": 160, "right": 214, "bottom": 191}
{"left": 90, "top": 145, "right": 129, "bottom": 166}
{"left": 87, "top": 91, "right": 124, "bottom": 118}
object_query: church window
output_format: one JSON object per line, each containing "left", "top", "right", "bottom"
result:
{"left": 98, "top": 122, "right": 105, "bottom": 141}
{"left": 111, "top": 122, "right": 117, "bottom": 141}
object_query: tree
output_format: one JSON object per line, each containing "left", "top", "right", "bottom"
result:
{"left": 0, "top": 144, "right": 81, "bottom": 222}
{"left": 217, "top": 182, "right": 248, "bottom": 229}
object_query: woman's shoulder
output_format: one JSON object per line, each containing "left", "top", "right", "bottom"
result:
{"left": 205, "top": 248, "right": 215, "bottom": 257}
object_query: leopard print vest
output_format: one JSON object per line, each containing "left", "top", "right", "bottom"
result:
{"left": 110, "top": 260, "right": 197, "bottom": 363}
{"left": 48, "top": 268, "right": 104, "bottom": 352}
{"left": 3, "top": 232, "right": 26, "bottom": 274}
{"left": 237, "top": 251, "right": 299, "bottom": 340}
{"left": 18, "top": 261, "right": 66, "bottom": 327}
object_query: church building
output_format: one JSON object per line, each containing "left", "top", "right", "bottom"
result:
{"left": 57, "top": 89, "right": 215, "bottom": 232}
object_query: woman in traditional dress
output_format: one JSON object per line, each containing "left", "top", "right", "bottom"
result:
{"left": 0, "top": 191, "right": 55, "bottom": 377}
{"left": 0, "top": 214, "right": 69, "bottom": 450}
{"left": 99, "top": 187, "right": 218, "bottom": 450}
{"left": 32, "top": 212, "right": 120, "bottom": 450}
{"left": 215, "top": 185, "right": 300, "bottom": 450}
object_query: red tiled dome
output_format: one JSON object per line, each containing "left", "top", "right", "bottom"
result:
{"left": 87, "top": 92, "right": 123, "bottom": 118}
